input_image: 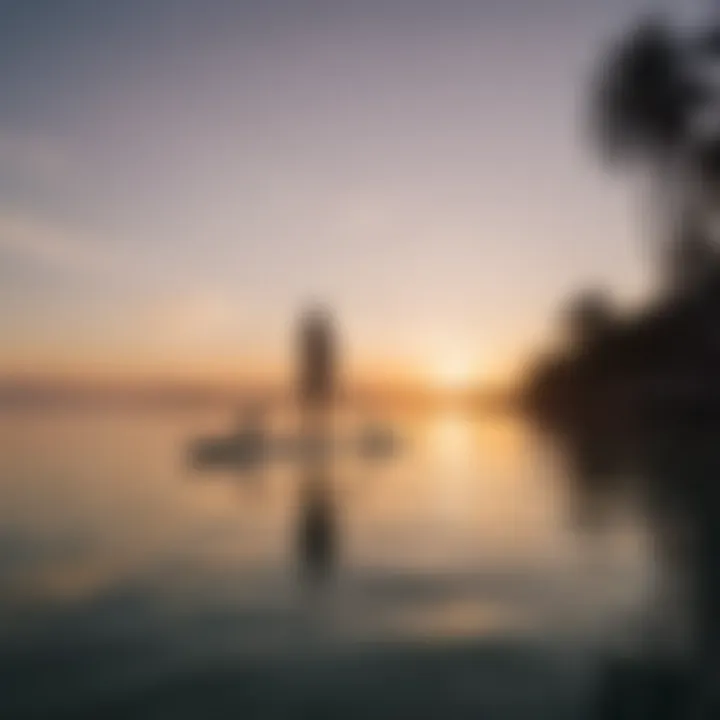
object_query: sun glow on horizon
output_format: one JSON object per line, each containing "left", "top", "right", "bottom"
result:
{"left": 431, "top": 356, "right": 479, "bottom": 392}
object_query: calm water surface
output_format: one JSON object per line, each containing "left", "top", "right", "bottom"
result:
{"left": 0, "top": 407, "right": 656, "bottom": 718}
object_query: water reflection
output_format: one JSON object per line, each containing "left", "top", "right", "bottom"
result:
{"left": 537, "top": 417, "right": 720, "bottom": 716}
{"left": 0, "top": 406, "right": 661, "bottom": 719}
{"left": 297, "top": 462, "right": 337, "bottom": 584}
{"left": 189, "top": 409, "right": 401, "bottom": 585}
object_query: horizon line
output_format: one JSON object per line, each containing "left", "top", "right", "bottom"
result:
{"left": 0, "top": 373, "right": 517, "bottom": 410}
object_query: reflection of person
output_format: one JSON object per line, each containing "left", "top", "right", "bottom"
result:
{"left": 297, "top": 474, "right": 337, "bottom": 584}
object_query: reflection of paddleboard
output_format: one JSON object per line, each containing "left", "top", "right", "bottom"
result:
{"left": 190, "top": 425, "right": 402, "bottom": 469}
{"left": 190, "top": 431, "right": 268, "bottom": 467}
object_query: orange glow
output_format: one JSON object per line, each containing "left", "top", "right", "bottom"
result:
{"left": 432, "top": 356, "right": 477, "bottom": 392}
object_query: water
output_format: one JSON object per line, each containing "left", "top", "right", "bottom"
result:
{"left": 0, "top": 406, "right": 656, "bottom": 718}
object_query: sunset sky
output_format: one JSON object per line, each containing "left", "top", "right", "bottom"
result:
{"left": 0, "top": 0, "right": 706, "bottom": 391}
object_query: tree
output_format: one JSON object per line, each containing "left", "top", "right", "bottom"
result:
{"left": 593, "top": 16, "right": 713, "bottom": 292}
{"left": 594, "top": 18, "right": 699, "bottom": 166}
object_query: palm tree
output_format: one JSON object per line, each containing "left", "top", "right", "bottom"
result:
{"left": 594, "top": 18, "right": 699, "bottom": 167}
{"left": 593, "top": 17, "right": 711, "bottom": 289}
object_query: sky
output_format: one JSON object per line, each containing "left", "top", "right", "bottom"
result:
{"left": 0, "top": 0, "right": 701, "bottom": 390}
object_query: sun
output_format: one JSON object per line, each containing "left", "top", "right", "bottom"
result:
{"left": 433, "top": 357, "right": 476, "bottom": 392}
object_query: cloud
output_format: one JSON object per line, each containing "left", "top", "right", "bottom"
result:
{"left": 0, "top": 211, "right": 116, "bottom": 274}
{"left": 0, "top": 131, "right": 121, "bottom": 277}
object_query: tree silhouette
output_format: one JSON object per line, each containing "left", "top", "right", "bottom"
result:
{"left": 594, "top": 18, "right": 699, "bottom": 166}
{"left": 593, "top": 16, "right": 717, "bottom": 290}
